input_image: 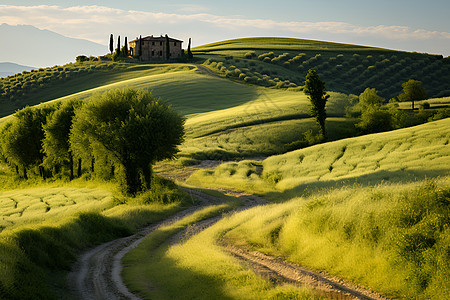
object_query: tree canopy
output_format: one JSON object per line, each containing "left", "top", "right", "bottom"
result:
{"left": 70, "top": 88, "right": 185, "bottom": 194}
{"left": 398, "top": 79, "right": 427, "bottom": 110}
{"left": 303, "top": 69, "right": 329, "bottom": 139}
{"left": 358, "top": 88, "right": 384, "bottom": 110}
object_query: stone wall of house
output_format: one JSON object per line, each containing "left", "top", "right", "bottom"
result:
{"left": 129, "top": 37, "right": 183, "bottom": 60}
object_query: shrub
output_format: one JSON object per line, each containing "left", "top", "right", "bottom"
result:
{"left": 244, "top": 51, "right": 256, "bottom": 59}
{"left": 76, "top": 55, "right": 89, "bottom": 63}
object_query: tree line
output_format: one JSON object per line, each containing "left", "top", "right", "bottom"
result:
{"left": 303, "top": 70, "right": 430, "bottom": 142}
{"left": 0, "top": 88, "right": 185, "bottom": 195}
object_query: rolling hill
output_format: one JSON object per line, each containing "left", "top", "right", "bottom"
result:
{"left": 194, "top": 37, "right": 450, "bottom": 99}
{"left": 0, "top": 37, "right": 449, "bottom": 300}
{"left": 0, "top": 62, "right": 36, "bottom": 78}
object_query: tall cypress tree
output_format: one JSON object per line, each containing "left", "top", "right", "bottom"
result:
{"left": 138, "top": 35, "right": 142, "bottom": 61}
{"left": 124, "top": 37, "right": 128, "bottom": 56}
{"left": 165, "top": 34, "right": 170, "bottom": 60}
{"left": 116, "top": 36, "right": 121, "bottom": 55}
{"left": 109, "top": 34, "right": 113, "bottom": 54}
{"left": 187, "top": 38, "right": 193, "bottom": 59}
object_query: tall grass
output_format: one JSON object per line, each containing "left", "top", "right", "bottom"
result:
{"left": 123, "top": 197, "right": 322, "bottom": 300}
{"left": 217, "top": 178, "right": 450, "bottom": 299}
{"left": 0, "top": 178, "right": 188, "bottom": 299}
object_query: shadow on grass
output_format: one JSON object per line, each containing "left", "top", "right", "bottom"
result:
{"left": 126, "top": 243, "right": 236, "bottom": 300}
{"left": 0, "top": 203, "right": 184, "bottom": 300}
{"left": 264, "top": 168, "right": 450, "bottom": 201}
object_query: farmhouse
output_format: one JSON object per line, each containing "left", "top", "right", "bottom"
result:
{"left": 129, "top": 35, "right": 183, "bottom": 60}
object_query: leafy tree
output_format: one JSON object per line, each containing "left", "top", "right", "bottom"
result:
{"left": 70, "top": 88, "right": 185, "bottom": 194}
{"left": 42, "top": 99, "right": 82, "bottom": 179}
{"left": 109, "top": 34, "right": 113, "bottom": 54}
{"left": 357, "top": 106, "right": 393, "bottom": 134}
{"left": 398, "top": 79, "right": 427, "bottom": 110}
{"left": 358, "top": 88, "right": 384, "bottom": 110}
{"left": 1, "top": 106, "right": 54, "bottom": 178}
{"left": 303, "top": 69, "right": 329, "bottom": 139}
{"left": 165, "top": 34, "right": 170, "bottom": 60}
{"left": 187, "top": 38, "right": 193, "bottom": 59}
{"left": 356, "top": 88, "right": 399, "bottom": 133}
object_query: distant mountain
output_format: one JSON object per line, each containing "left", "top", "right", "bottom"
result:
{"left": 0, "top": 23, "right": 106, "bottom": 68}
{"left": 0, "top": 62, "right": 36, "bottom": 78}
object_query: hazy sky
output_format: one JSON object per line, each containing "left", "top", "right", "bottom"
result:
{"left": 1, "top": 0, "right": 449, "bottom": 56}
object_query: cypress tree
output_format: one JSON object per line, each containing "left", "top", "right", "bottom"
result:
{"left": 187, "top": 38, "right": 193, "bottom": 59}
{"left": 116, "top": 35, "right": 121, "bottom": 55}
{"left": 109, "top": 34, "right": 113, "bottom": 54}
{"left": 124, "top": 36, "right": 128, "bottom": 56}
{"left": 138, "top": 35, "right": 142, "bottom": 61}
{"left": 165, "top": 34, "right": 170, "bottom": 60}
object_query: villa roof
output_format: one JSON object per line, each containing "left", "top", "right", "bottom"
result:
{"left": 129, "top": 35, "right": 183, "bottom": 43}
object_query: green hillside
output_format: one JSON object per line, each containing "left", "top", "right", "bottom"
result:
{"left": 194, "top": 37, "right": 450, "bottom": 100}
{"left": 188, "top": 118, "right": 450, "bottom": 196}
{"left": 0, "top": 62, "right": 358, "bottom": 160}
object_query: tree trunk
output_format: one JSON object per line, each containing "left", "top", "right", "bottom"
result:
{"left": 15, "top": 165, "right": 19, "bottom": 174}
{"left": 124, "top": 162, "right": 139, "bottom": 195}
{"left": 69, "top": 154, "right": 74, "bottom": 180}
{"left": 39, "top": 166, "right": 46, "bottom": 180}
{"left": 91, "top": 158, "right": 95, "bottom": 173}
{"left": 23, "top": 167, "right": 28, "bottom": 179}
{"left": 77, "top": 158, "right": 82, "bottom": 177}
{"left": 412, "top": 100, "right": 415, "bottom": 111}
{"left": 110, "top": 164, "right": 115, "bottom": 177}
{"left": 142, "top": 165, "right": 152, "bottom": 190}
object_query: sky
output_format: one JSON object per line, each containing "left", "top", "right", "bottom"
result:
{"left": 1, "top": 0, "right": 449, "bottom": 56}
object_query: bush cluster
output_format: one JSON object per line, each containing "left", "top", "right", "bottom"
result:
{"left": 203, "top": 58, "right": 299, "bottom": 90}
{"left": 216, "top": 50, "right": 450, "bottom": 99}
{"left": 0, "top": 61, "right": 123, "bottom": 103}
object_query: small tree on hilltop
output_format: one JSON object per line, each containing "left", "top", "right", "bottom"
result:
{"left": 187, "top": 38, "right": 193, "bottom": 60}
{"left": 398, "top": 79, "right": 427, "bottom": 110}
{"left": 303, "top": 69, "right": 329, "bottom": 139}
{"left": 109, "top": 34, "right": 113, "bottom": 54}
{"left": 165, "top": 34, "right": 170, "bottom": 60}
{"left": 70, "top": 88, "right": 185, "bottom": 195}
{"left": 116, "top": 35, "right": 121, "bottom": 55}
{"left": 123, "top": 36, "right": 128, "bottom": 56}
{"left": 138, "top": 35, "right": 142, "bottom": 61}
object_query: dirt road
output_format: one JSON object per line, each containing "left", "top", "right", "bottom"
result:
{"left": 67, "top": 186, "right": 385, "bottom": 300}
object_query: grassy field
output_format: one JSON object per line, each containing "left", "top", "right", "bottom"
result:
{"left": 183, "top": 118, "right": 450, "bottom": 299}
{"left": 206, "top": 178, "right": 449, "bottom": 299}
{"left": 188, "top": 118, "right": 450, "bottom": 198}
{"left": 0, "top": 178, "right": 190, "bottom": 299}
{"left": 123, "top": 193, "right": 322, "bottom": 300}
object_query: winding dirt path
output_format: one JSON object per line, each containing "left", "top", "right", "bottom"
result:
{"left": 67, "top": 186, "right": 386, "bottom": 300}
{"left": 67, "top": 187, "right": 226, "bottom": 300}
